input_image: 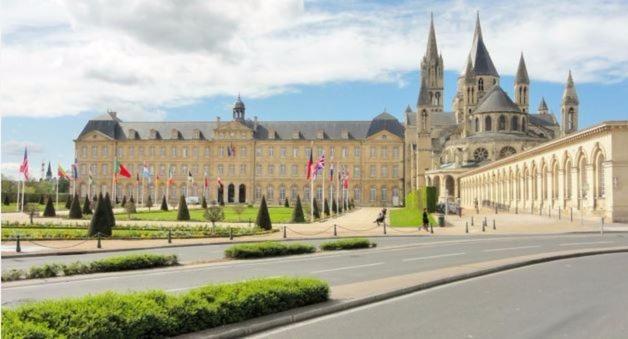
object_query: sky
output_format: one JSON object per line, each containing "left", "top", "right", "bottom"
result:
{"left": 2, "top": 0, "right": 628, "bottom": 179}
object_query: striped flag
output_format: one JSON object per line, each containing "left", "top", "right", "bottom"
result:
{"left": 57, "top": 164, "right": 70, "bottom": 180}
{"left": 312, "top": 154, "right": 325, "bottom": 180}
{"left": 306, "top": 150, "right": 313, "bottom": 180}
{"left": 71, "top": 158, "right": 79, "bottom": 179}
{"left": 187, "top": 170, "right": 193, "bottom": 182}
{"left": 167, "top": 166, "right": 174, "bottom": 186}
{"left": 19, "top": 147, "right": 29, "bottom": 180}
{"left": 329, "top": 163, "right": 334, "bottom": 182}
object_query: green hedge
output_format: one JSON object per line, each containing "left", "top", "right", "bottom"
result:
{"left": 2, "top": 277, "right": 329, "bottom": 338}
{"left": 225, "top": 241, "right": 315, "bottom": 259}
{"left": 320, "top": 238, "right": 375, "bottom": 251}
{"left": 404, "top": 187, "right": 437, "bottom": 213}
{"left": 2, "top": 254, "right": 179, "bottom": 282}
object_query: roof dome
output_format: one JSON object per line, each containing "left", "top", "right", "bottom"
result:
{"left": 233, "top": 95, "right": 245, "bottom": 109}
{"left": 474, "top": 86, "right": 521, "bottom": 114}
{"left": 367, "top": 111, "right": 404, "bottom": 138}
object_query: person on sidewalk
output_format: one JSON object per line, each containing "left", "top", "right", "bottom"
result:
{"left": 422, "top": 208, "right": 429, "bottom": 231}
{"left": 374, "top": 209, "right": 385, "bottom": 226}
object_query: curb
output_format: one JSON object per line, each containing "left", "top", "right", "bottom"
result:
{"left": 184, "top": 246, "right": 628, "bottom": 338}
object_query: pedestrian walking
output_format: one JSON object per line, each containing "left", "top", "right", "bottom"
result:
{"left": 422, "top": 208, "right": 429, "bottom": 231}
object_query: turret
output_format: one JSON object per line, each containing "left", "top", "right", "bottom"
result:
{"left": 466, "top": 12, "right": 499, "bottom": 99}
{"left": 561, "top": 71, "right": 579, "bottom": 135}
{"left": 233, "top": 94, "right": 245, "bottom": 122}
{"left": 538, "top": 97, "right": 549, "bottom": 115}
{"left": 514, "top": 53, "right": 530, "bottom": 113}
{"left": 417, "top": 12, "right": 444, "bottom": 114}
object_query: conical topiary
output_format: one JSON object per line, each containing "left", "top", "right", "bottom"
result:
{"left": 324, "top": 198, "right": 330, "bottom": 217}
{"left": 68, "top": 194, "right": 83, "bottom": 219}
{"left": 65, "top": 195, "right": 72, "bottom": 209}
{"left": 3, "top": 194, "right": 10, "bottom": 206}
{"left": 43, "top": 196, "right": 56, "bottom": 217}
{"left": 177, "top": 195, "right": 190, "bottom": 221}
{"left": 160, "top": 195, "right": 168, "bottom": 211}
{"left": 312, "top": 198, "right": 321, "bottom": 219}
{"left": 121, "top": 195, "right": 127, "bottom": 207}
{"left": 332, "top": 199, "right": 338, "bottom": 214}
{"left": 284, "top": 198, "right": 289, "bottom": 208}
{"left": 201, "top": 195, "right": 208, "bottom": 209}
{"left": 145, "top": 194, "right": 153, "bottom": 211}
{"left": 130, "top": 195, "right": 135, "bottom": 204}
{"left": 88, "top": 194, "right": 112, "bottom": 236}
{"left": 255, "top": 195, "right": 272, "bottom": 230}
{"left": 82, "top": 195, "right": 92, "bottom": 215}
{"left": 104, "top": 193, "right": 116, "bottom": 228}
{"left": 292, "top": 195, "right": 305, "bottom": 223}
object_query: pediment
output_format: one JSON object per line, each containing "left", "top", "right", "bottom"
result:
{"left": 77, "top": 130, "right": 114, "bottom": 141}
{"left": 214, "top": 121, "right": 253, "bottom": 140}
{"left": 366, "top": 130, "right": 402, "bottom": 142}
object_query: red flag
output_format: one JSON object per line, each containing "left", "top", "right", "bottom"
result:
{"left": 306, "top": 150, "right": 313, "bottom": 180}
{"left": 114, "top": 159, "right": 132, "bottom": 178}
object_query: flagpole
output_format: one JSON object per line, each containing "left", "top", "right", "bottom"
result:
{"left": 141, "top": 175, "right": 145, "bottom": 205}
{"left": 310, "top": 144, "right": 314, "bottom": 222}
{"left": 21, "top": 179, "right": 26, "bottom": 212}
{"left": 56, "top": 178, "right": 59, "bottom": 207}
{"left": 16, "top": 178, "right": 20, "bottom": 212}
{"left": 322, "top": 155, "right": 325, "bottom": 220}
{"left": 336, "top": 162, "right": 340, "bottom": 214}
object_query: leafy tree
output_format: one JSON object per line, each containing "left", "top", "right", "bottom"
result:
{"left": 121, "top": 195, "right": 127, "bottom": 207}
{"left": 256, "top": 196, "right": 272, "bottom": 230}
{"left": 43, "top": 196, "right": 56, "bottom": 217}
{"left": 3, "top": 194, "right": 10, "bottom": 206}
{"left": 201, "top": 195, "right": 208, "bottom": 209}
{"left": 204, "top": 205, "right": 224, "bottom": 231}
{"left": 125, "top": 199, "right": 137, "bottom": 220}
{"left": 324, "top": 198, "right": 330, "bottom": 217}
{"left": 160, "top": 195, "right": 168, "bottom": 211}
{"left": 68, "top": 194, "right": 83, "bottom": 219}
{"left": 312, "top": 198, "right": 320, "bottom": 219}
{"left": 82, "top": 195, "right": 92, "bottom": 215}
{"left": 292, "top": 195, "right": 305, "bottom": 223}
{"left": 177, "top": 195, "right": 190, "bottom": 221}
{"left": 232, "top": 204, "right": 246, "bottom": 221}
{"left": 284, "top": 198, "right": 289, "bottom": 208}
{"left": 65, "top": 195, "right": 72, "bottom": 209}
{"left": 145, "top": 194, "right": 153, "bottom": 211}
{"left": 88, "top": 194, "right": 112, "bottom": 236}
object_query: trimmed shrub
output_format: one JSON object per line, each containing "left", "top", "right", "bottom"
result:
{"left": 292, "top": 195, "right": 305, "bottom": 223}
{"left": 424, "top": 186, "right": 438, "bottom": 212}
{"left": 28, "top": 264, "right": 62, "bottom": 279}
{"left": 284, "top": 198, "right": 289, "bottom": 208}
{"left": 121, "top": 195, "right": 127, "bottom": 207}
{"left": 82, "top": 195, "right": 92, "bottom": 215}
{"left": 2, "top": 269, "right": 25, "bottom": 282}
{"left": 43, "top": 196, "right": 56, "bottom": 217}
{"left": 324, "top": 198, "right": 330, "bottom": 216}
{"left": 204, "top": 205, "right": 224, "bottom": 230}
{"left": 225, "top": 242, "right": 315, "bottom": 259}
{"left": 160, "top": 195, "right": 168, "bottom": 211}
{"left": 145, "top": 194, "right": 153, "bottom": 210}
{"left": 125, "top": 199, "right": 137, "bottom": 219}
{"left": 255, "top": 196, "right": 272, "bottom": 230}
{"left": 64, "top": 195, "right": 72, "bottom": 209}
{"left": 130, "top": 195, "right": 135, "bottom": 204}
{"left": 201, "top": 195, "right": 208, "bottom": 209}
{"left": 68, "top": 194, "right": 83, "bottom": 219}
{"left": 88, "top": 194, "right": 112, "bottom": 236}
{"left": 2, "top": 277, "right": 329, "bottom": 338}
{"left": 320, "top": 238, "right": 375, "bottom": 251}
{"left": 104, "top": 193, "right": 116, "bottom": 228}
{"left": 177, "top": 195, "right": 190, "bottom": 221}
{"left": 312, "top": 197, "right": 320, "bottom": 219}
{"left": 332, "top": 199, "right": 338, "bottom": 214}
{"left": 3, "top": 194, "right": 10, "bottom": 205}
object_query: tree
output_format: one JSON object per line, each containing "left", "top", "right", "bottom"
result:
{"left": 177, "top": 195, "right": 190, "bottom": 221}
{"left": 82, "top": 195, "right": 92, "bottom": 215}
{"left": 332, "top": 199, "right": 338, "bottom": 214}
{"left": 145, "top": 194, "right": 153, "bottom": 211}
{"left": 312, "top": 198, "right": 321, "bottom": 219}
{"left": 324, "top": 198, "right": 330, "bottom": 217}
{"left": 121, "top": 195, "right": 127, "bottom": 207}
{"left": 232, "top": 204, "right": 246, "bottom": 221}
{"left": 125, "top": 199, "right": 137, "bottom": 220}
{"left": 284, "top": 198, "right": 289, "bottom": 208}
{"left": 65, "top": 195, "right": 72, "bottom": 209}
{"left": 104, "top": 193, "right": 116, "bottom": 228}
{"left": 68, "top": 194, "right": 83, "bottom": 219}
{"left": 3, "top": 194, "right": 10, "bottom": 205}
{"left": 292, "top": 195, "right": 305, "bottom": 223}
{"left": 38, "top": 195, "right": 45, "bottom": 205}
{"left": 256, "top": 195, "right": 272, "bottom": 230}
{"left": 201, "top": 195, "right": 208, "bottom": 209}
{"left": 88, "top": 194, "right": 112, "bottom": 236}
{"left": 204, "top": 205, "right": 224, "bottom": 231}
{"left": 43, "top": 196, "right": 56, "bottom": 217}
{"left": 160, "top": 195, "right": 168, "bottom": 211}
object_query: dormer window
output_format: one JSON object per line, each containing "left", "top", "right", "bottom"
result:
{"left": 128, "top": 129, "right": 139, "bottom": 139}
{"left": 316, "top": 130, "right": 324, "bottom": 140}
{"left": 268, "top": 128, "right": 276, "bottom": 139}
{"left": 171, "top": 128, "right": 181, "bottom": 140}
{"left": 193, "top": 129, "right": 203, "bottom": 140}
{"left": 292, "top": 130, "right": 300, "bottom": 139}
{"left": 341, "top": 129, "right": 349, "bottom": 139}
{"left": 150, "top": 129, "right": 160, "bottom": 139}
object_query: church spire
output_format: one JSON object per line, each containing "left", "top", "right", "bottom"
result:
{"left": 562, "top": 70, "right": 579, "bottom": 105}
{"left": 467, "top": 11, "right": 498, "bottom": 77}
{"left": 425, "top": 12, "right": 439, "bottom": 59}
{"left": 561, "top": 70, "right": 579, "bottom": 135}
{"left": 538, "top": 97, "right": 549, "bottom": 114}
{"left": 515, "top": 52, "right": 529, "bottom": 84}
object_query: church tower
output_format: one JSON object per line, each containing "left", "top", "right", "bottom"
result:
{"left": 233, "top": 95, "right": 245, "bottom": 122}
{"left": 417, "top": 12, "right": 444, "bottom": 133}
{"left": 514, "top": 53, "right": 530, "bottom": 113}
{"left": 561, "top": 71, "right": 579, "bottom": 135}
{"left": 466, "top": 12, "right": 499, "bottom": 101}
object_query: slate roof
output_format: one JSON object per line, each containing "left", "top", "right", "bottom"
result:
{"left": 467, "top": 13, "right": 499, "bottom": 77}
{"left": 474, "top": 86, "right": 521, "bottom": 114}
{"left": 529, "top": 113, "right": 557, "bottom": 127}
{"left": 515, "top": 53, "right": 529, "bottom": 84}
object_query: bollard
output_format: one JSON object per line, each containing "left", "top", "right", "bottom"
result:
{"left": 570, "top": 207, "right": 573, "bottom": 222}
{"left": 16, "top": 235, "right": 21, "bottom": 253}
{"left": 97, "top": 233, "right": 102, "bottom": 249}
{"left": 168, "top": 229, "right": 172, "bottom": 244}
{"left": 581, "top": 212, "right": 584, "bottom": 225}
{"left": 548, "top": 207, "right": 551, "bottom": 218}
{"left": 283, "top": 226, "right": 287, "bottom": 239}
{"left": 492, "top": 219, "right": 496, "bottom": 230}
{"left": 484, "top": 217, "right": 487, "bottom": 226}
{"left": 482, "top": 220, "right": 486, "bottom": 232}
{"left": 495, "top": 205, "right": 498, "bottom": 215}
{"left": 333, "top": 224, "right": 337, "bottom": 237}
{"left": 229, "top": 227, "right": 233, "bottom": 241}
{"left": 471, "top": 216, "right": 474, "bottom": 226}
{"left": 465, "top": 221, "right": 469, "bottom": 234}
{"left": 383, "top": 222, "right": 387, "bottom": 235}
{"left": 30, "top": 211, "right": 34, "bottom": 225}
{"left": 515, "top": 205, "right": 518, "bottom": 214}
{"left": 600, "top": 217, "right": 605, "bottom": 236}
{"left": 430, "top": 223, "right": 434, "bottom": 234}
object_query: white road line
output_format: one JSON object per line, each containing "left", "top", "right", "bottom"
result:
{"left": 402, "top": 252, "right": 466, "bottom": 262}
{"left": 559, "top": 241, "right": 613, "bottom": 247}
{"left": 483, "top": 245, "right": 540, "bottom": 252}
{"left": 311, "top": 262, "right": 383, "bottom": 274}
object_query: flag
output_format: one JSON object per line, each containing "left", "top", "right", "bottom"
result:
{"left": 71, "top": 158, "right": 79, "bottom": 179}
{"left": 312, "top": 154, "right": 325, "bottom": 180}
{"left": 306, "top": 150, "right": 313, "bottom": 180}
{"left": 19, "top": 147, "right": 29, "bottom": 180}
{"left": 57, "top": 165, "right": 70, "bottom": 180}
{"left": 329, "top": 163, "right": 334, "bottom": 182}
{"left": 227, "top": 144, "right": 236, "bottom": 157}
{"left": 88, "top": 173, "right": 94, "bottom": 185}
{"left": 342, "top": 167, "right": 350, "bottom": 189}
{"left": 113, "top": 159, "right": 132, "bottom": 178}
{"left": 142, "top": 163, "right": 151, "bottom": 178}
{"left": 187, "top": 170, "right": 193, "bottom": 182}
{"left": 167, "top": 166, "right": 175, "bottom": 186}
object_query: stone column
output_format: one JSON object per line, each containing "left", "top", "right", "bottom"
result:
{"left": 557, "top": 169, "right": 565, "bottom": 209}
{"left": 547, "top": 171, "right": 554, "bottom": 208}
{"left": 570, "top": 166, "right": 579, "bottom": 209}
{"left": 585, "top": 164, "right": 595, "bottom": 210}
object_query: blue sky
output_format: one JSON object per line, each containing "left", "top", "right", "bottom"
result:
{"left": 2, "top": 0, "right": 628, "bottom": 179}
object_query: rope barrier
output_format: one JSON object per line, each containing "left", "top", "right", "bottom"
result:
{"left": 336, "top": 225, "right": 380, "bottom": 233}
{"left": 387, "top": 226, "right": 421, "bottom": 234}
{"left": 27, "top": 238, "right": 92, "bottom": 249}
{"left": 285, "top": 226, "right": 334, "bottom": 236}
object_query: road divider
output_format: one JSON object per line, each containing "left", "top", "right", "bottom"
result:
{"left": 320, "top": 238, "right": 376, "bottom": 251}
{"left": 402, "top": 252, "right": 466, "bottom": 262}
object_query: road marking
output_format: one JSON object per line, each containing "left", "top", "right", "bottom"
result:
{"left": 311, "top": 262, "right": 383, "bottom": 274}
{"left": 559, "top": 241, "right": 613, "bottom": 247}
{"left": 402, "top": 252, "right": 466, "bottom": 262}
{"left": 483, "top": 245, "right": 540, "bottom": 252}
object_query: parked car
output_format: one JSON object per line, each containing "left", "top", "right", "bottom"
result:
{"left": 186, "top": 196, "right": 200, "bottom": 205}
{"left": 436, "top": 202, "right": 459, "bottom": 215}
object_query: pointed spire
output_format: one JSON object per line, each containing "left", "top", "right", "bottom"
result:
{"left": 515, "top": 52, "right": 529, "bottom": 84}
{"left": 467, "top": 11, "right": 499, "bottom": 77}
{"left": 567, "top": 70, "right": 574, "bottom": 88}
{"left": 405, "top": 105, "right": 413, "bottom": 113}
{"left": 425, "top": 12, "right": 439, "bottom": 59}
{"left": 417, "top": 76, "right": 430, "bottom": 107}
{"left": 538, "top": 97, "right": 549, "bottom": 113}
{"left": 473, "top": 10, "right": 483, "bottom": 41}
{"left": 562, "top": 70, "right": 579, "bottom": 105}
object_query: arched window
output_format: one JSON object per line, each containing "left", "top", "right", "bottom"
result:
{"left": 596, "top": 152, "right": 605, "bottom": 198}
{"left": 511, "top": 116, "right": 519, "bottom": 130}
{"left": 568, "top": 108, "right": 575, "bottom": 130}
{"left": 523, "top": 87, "right": 527, "bottom": 104}
{"left": 435, "top": 92, "right": 441, "bottom": 105}
{"left": 478, "top": 78, "right": 484, "bottom": 91}
{"left": 498, "top": 115, "right": 506, "bottom": 130}
{"left": 485, "top": 116, "right": 492, "bottom": 131}
{"left": 475, "top": 118, "right": 480, "bottom": 132}
{"left": 565, "top": 159, "right": 572, "bottom": 198}
{"left": 521, "top": 117, "right": 526, "bottom": 132}
{"left": 421, "top": 110, "right": 428, "bottom": 130}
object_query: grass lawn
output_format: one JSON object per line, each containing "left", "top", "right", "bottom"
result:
{"left": 115, "top": 206, "right": 294, "bottom": 223}
{"left": 1, "top": 203, "right": 67, "bottom": 214}
{"left": 390, "top": 208, "right": 437, "bottom": 227}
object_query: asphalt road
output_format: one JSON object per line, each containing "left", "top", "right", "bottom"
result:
{"left": 2, "top": 233, "right": 626, "bottom": 307}
{"left": 255, "top": 252, "right": 628, "bottom": 339}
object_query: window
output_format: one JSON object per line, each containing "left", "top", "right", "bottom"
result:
{"left": 353, "top": 188, "right": 361, "bottom": 202}
{"left": 317, "top": 147, "right": 323, "bottom": 157}
{"left": 370, "top": 147, "right": 376, "bottom": 158}
{"left": 240, "top": 164, "right": 246, "bottom": 175}
{"left": 568, "top": 108, "right": 575, "bottom": 130}
{"left": 473, "top": 147, "right": 489, "bottom": 162}
{"left": 354, "top": 147, "right": 361, "bottom": 157}
{"left": 475, "top": 118, "right": 479, "bottom": 132}
{"left": 256, "top": 147, "right": 262, "bottom": 157}
{"left": 255, "top": 186, "right": 261, "bottom": 200}
{"left": 370, "top": 187, "right": 376, "bottom": 202}
{"left": 341, "top": 147, "right": 348, "bottom": 158}
{"left": 478, "top": 78, "right": 484, "bottom": 91}
{"left": 522, "top": 118, "right": 527, "bottom": 132}
{"left": 220, "top": 147, "right": 225, "bottom": 157}
{"left": 485, "top": 116, "right": 492, "bottom": 131}
{"left": 291, "top": 186, "right": 298, "bottom": 200}
{"left": 268, "top": 165, "right": 274, "bottom": 176}
{"left": 159, "top": 147, "right": 165, "bottom": 157}
{"left": 101, "top": 164, "right": 108, "bottom": 176}
{"left": 291, "top": 164, "right": 298, "bottom": 176}
{"left": 192, "top": 147, "right": 198, "bottom": 158}
{"left": 181, "top": 165, "right": 188, "bottom": 175}
{"left": 392, "top": 147, "right": 399, "bottom": 159}
{"left": 381, "top": 147, "right": 388, "bottom": 159}
{"left": 204, "top": 147, "right": 210, "bottom": 157}
{"left": 370, "top": 165, "right": 376, "bottom": 178}
{"left": 102, "top": 146, "right": 109, "bottom": 157}
{"left": 280, "top": 164, "right": 286, "bottom": 175}
{"left": 92, "top": 146, "right": 98, "bottom": 158}
{"left": 381, "top": 166, "right": 388, "bottom": 178}
{"left": 280, "top": 147, "right": 286, "bottom": 157}
{"left": 354, "top": 166, "right": 361, "bottom": 178}
{"left": 182, "top": 147, "right": 188, "bottom": 158}
{"left": 149, "top": 146, "right": 155, "bottom": 157}
{"left": 139, "top": 146, "right": 145, "bottom": 157}
{"left": 279, "top": 186, "right": 286, "bottom": 201}
{"left": 80, "top": 164, "right": 86, "bottom": 175}
{"left": 171, "top": 147, "right": 177, "bottom": 157}
{"left": 82, "top": 146, "right": 87, "bottom": 158}
{"left": 256, "top": 164, "right": 262, "bottom": 175}
{"left": 268, "top": 147, "right": 274, "bottom": 157}
{"left": 292, "top": 147, "right": 299, "bottom": 158}
{"left": 392, "top": 165, "right": 399, "bottom": 178}
{"left": 217, "top": 164, "right": 224, "bottom": 175}
{"left": 330, "top": 147, "right": 335, "bottom": 157}
{"left": 381, "top": 187, "right": 388, "bottom": 202}
{"left": 203, "top": 165, "right": 209, "bottom": 176}
{"left": 498, "top": 115, "right": 506, "bottom": 130}
{"left": 511, "top": 116, "right": 519, "bottom": 130}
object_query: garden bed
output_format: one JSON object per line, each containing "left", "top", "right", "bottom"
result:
{"left": 225, "top": 241, "right": 316, "bottom": 259}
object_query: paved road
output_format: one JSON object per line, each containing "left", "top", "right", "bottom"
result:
{"left": 255, "top": 252, "right": 628, "bottom": 339}
{"left": 2, "top": 233, "right": 626, "bottom": 307}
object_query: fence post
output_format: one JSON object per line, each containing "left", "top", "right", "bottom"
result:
{"left": 600, "top": 217, "right": 604, "bottom": 236}
{"left": 492, "top": 219, "right": 496, "bottom": 230}
{"left": 465, "top": 221, "right": 469, "bottom": 234}
{"left": 495, "top": 205, "right": 498, "bottom": 215}
{"left": 333, "top": 224, "right": 337, "bottom": 237}
{"left": 471, "top": 216, "right": 474, "bottom": 226}
{"left": 548, "top": 207, "right": 551, "bottom": 218}
{"left": 430, "top": 223, "right": 433, "bottom": 234}
{"left": 16, "top": 235, "right": 21, "bottom": 253}
{"left": 515, "top": 205, "right": 518, "bottom": 214}
{"left": 383, "top": 222, "right": 387, "bottom": 235}
{"left": 484, "top": 217, "right": 487, "bottom": 226}
{"left": 229, "top": 227, "right": 233, "bottom": 241}
{"left": 283, "top": 226, "right": 287, "bottom": 239}
{"left": 570, "top": 207, "right": 573, "bottom": 222}
{"left": 168, "top": 229, "right": 172, "bottom": 244}
{"left": 482, "top": 220, "right": 486, "bottom": 232}
{"left": 97, "top": 233, "right": 102, "bottom": 249}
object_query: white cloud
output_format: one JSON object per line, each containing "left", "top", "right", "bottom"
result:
{"left": 1, "top": 140, "right": 45, "bottom": 157}
{"left": 1, "top": 0, "right": 627, "bottom": 119}
{"left": 0, "top": 163, "right": 21, "bottom": 180}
